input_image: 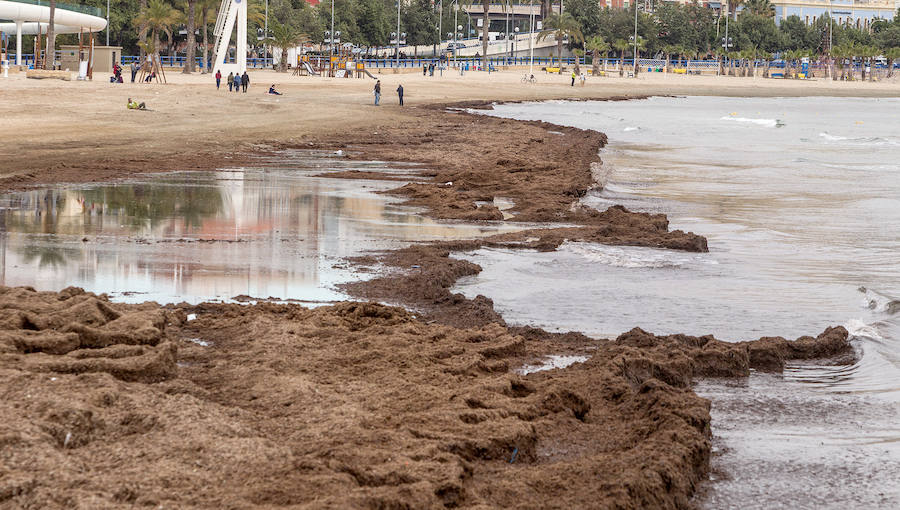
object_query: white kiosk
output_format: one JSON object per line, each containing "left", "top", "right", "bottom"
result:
{"left": 212, "top": 0, "right": 247, "bottom": 76}
{"left": 0, "top": 0, "right": 107, "bottom": 68}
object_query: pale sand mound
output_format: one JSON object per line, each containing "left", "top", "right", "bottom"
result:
{"left": 0, "top": 287, "right": 851, "bottom": 508}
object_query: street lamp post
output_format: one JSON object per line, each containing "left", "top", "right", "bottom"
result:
{"left": 828, "top": 0, "right": 833, "bottom": 78}
{"left": 330, "top": 0, "right": 335, "bottom": 75}
{"left": 724, "top": 0, "right": 729, "bottom": 74}
{"left": 529, "top": 0, "right": 534, "bottom": 76}
{"left": 454, "top": 1, "right": 459, "bottom": 68}
{"left": 633, "top": 0, "right": 639, "bottom": 77}
{"left": 106, "top": 0, "right": 110, "bottom": 46}
{"left": 505, "top": 0, "right": 510, "bottom": 63}
{"left": 513, "top": 26, "right": 519, "bottom": 63}
{"left": 264, "top": 0, "right": 268, "bottom": 68}
{"left": 396, "top": 0, "right": 400, "bottom": 67}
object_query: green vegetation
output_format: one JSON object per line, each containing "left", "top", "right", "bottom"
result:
{"left": 36, "top": 1, "right": 900, "bottom": 70}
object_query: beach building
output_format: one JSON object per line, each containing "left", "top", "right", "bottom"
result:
{"left": 772, "top": 0, "right": 897, "bottom": 29}
{"left": 0, "top": 0, "right": 107, "bottom": 67}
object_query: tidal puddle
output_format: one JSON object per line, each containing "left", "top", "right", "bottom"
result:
{"left": 0, "top": 150, "right": 524, "bottom": 304}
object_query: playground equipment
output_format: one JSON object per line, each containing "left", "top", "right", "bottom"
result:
{"left": 293, "top": 49, "right": 376, "bottom": 79}
{"left": 212, "top": 0, "right": 247, "bottom": 76}
{"left": 0, "top": 0, "right": 107, "bottom": 68}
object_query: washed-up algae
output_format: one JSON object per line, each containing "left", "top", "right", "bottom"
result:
{"left": 0, "top": 286, "right": 850, "bottom": 508}
{"left": 0, "top": 107, "right": 853, "bottom": 508}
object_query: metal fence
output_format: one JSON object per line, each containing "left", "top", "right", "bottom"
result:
{"left": 9, "top": 52, "right": 895, "bottom": 73}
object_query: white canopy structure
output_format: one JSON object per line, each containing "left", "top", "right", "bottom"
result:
{"left": 0, "top": 0, "right": 108, "bottom": 66}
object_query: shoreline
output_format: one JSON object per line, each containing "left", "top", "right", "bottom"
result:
{"left": 0, "top": 72, "right": 874, "bottom": 507}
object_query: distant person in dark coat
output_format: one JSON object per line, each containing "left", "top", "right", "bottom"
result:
{"left": 374, "top": 80, "right": 381, "bottom": 106}
{"left": 396, "top": 84, "right": 404, "bottom": 106}
{"left": 241, "top": 71, "right": 249, "bottom": 93}
{"left": 227, "top": 72, "right": 234, "bottom": 92}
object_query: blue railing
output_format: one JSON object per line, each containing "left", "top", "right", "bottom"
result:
{"left": 12, "top": 52, "right": 893, "bottom": 72}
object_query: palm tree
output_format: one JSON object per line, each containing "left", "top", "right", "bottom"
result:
{"left": 885, "top": 47, "right": 900, "bottom": 79}
{"left": 726, "top": 50, "right": 739, "bottom": 75}
{"left": 44, "top": 1, "right": 56, "bottom": 69}
{"left": 459, "top": 0, "right": 506, "bottom": 70}
{"left": 179, "top": 0, "right": 197, "bottom": 73}
{"left": 585, "top": 35, "right": 609, "bottom": 76}
{"left": 740, "top": 47, "right": 756, "bottom": 77}
{"left": 139, "top": 0, "right": 148, "bottom": 53}
{"left": 630, "top": 36, "right": 647, "bottom": 76}
{"left": 783, "top": 49, "right": 800, "bottom": 79}
{"left": 538, "top": 12, "right": 584, "bottom": 69}
{"left": 662, "top": 44, "right": 678, "bottom": 73}
{"left": 758, "top": 50, "right": 772, "bottom": 77}
{"left": 136, "top": 0, "right": 179, "bottom": 65}
{"left": 832, "top": 44, "right": 850, "bottom": 81}
{"left": 196, "top": 0, "right": 217, "bottom": 73}
{"left": 743, "top": 0, "right": 774, "bottom": 17}
{"left": 864, "top": 45, "right": 879, "bottom": 82}
{"left": 613, "top": 38, "right": 630, "bottom": 76}
{"left": 265, "top": 22, "right": 307, "bottom": 72}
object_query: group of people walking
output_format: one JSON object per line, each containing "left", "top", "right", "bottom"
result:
{"left": 216, "top": 70, "right": 250, "bottom": 93}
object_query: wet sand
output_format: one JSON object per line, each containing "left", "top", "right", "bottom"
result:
{"left": 0, "top": 70, "right": 891, "bottom": 508}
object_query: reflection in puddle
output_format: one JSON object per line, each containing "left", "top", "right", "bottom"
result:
{"left": 0, "top": 152, "right": 525, "bottom": 304}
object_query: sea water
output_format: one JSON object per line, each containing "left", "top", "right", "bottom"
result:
{"left": 466, "top": 97, "right": 900, "bottom": 508}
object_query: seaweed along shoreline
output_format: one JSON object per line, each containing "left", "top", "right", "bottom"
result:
{"left": 0, "top": 100, "right": 854, "bottom": 508}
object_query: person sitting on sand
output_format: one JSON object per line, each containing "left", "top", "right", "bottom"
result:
{"left": 126, "top": 98, "right": 147, "bottom": 110}
{"left": 267, "top": 84, "right": 282, "bottom": 95}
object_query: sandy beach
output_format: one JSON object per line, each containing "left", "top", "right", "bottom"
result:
{"left": 1, "top": 69, "right": 897, "bottom": 188}
{"left": 0, "top": 69, "right": 895, "bottom": 508}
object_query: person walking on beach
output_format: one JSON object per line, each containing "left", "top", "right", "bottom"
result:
{"left": 233, "top": 73, "right": 241, "bottom": 93}
{"left": 396, "top": 84, "right": 404, "bottom": 106}
{"left": 130, "top": 61, "right": 138, "bottom": 83}
{"left": 241, "top": 71, "right": 249, "bottom": 93}
{"left": 215, "top": 69, "right": 222, "bottom": 90}
{"left": 227, "top": 71, "right": 234, "bottom": 92}
{"left": 571, "top": 70, "right": 576, "bottom": 86}
{"left": 374, "top": 80, "right": 381, "bottom": 106}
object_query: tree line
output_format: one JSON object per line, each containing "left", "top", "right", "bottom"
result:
{"left": 37, "top": 0, "right": 900, "bottom": 74}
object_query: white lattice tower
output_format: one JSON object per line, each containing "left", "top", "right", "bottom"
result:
{"left": 213, "top": 0, "right": 247, "bottom": 76}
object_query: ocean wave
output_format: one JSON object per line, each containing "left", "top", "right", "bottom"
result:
{"left": 819, "top": 132, "right": 900, "bottom": 146}
{"left": 561, "top": 242, "right": 712, "bottom": 269}
{"left": 720, "top": 116, "right": 783, "bottom": 128}
{"left": 845, "top": 319, "right": 884, "bottom": 340}
{"left": 859, "top": 286, "right": 900, "bottom": 315}
{"left": 623, "top": 126, "right": 639, "bottom": 132}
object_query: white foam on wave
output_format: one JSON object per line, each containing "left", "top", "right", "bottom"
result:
{"left": 845, "top": 319, "right": 884, "bottom": 340}
{"left": 819, "top": 132, "right": 900, "bottom": 147}
{"left": 599, "top": 182, "right": 636, "bottom": 194}
{"left": 517, "top": 354, "right": 589, "bottom": 375}
{"left": 819, "top": 132, "right": 849, "bottom": 141}
{"left": 859, "top": 286, "right": 900, "bottom": 315}
{"left": 561, "top": 241, "right": 713, "bottom": 269}
{"left": 623, "top": 126, "right": 639, "bottom": 132}
{"left": 720, "top": 116, "right": 781, "bottom": 128}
